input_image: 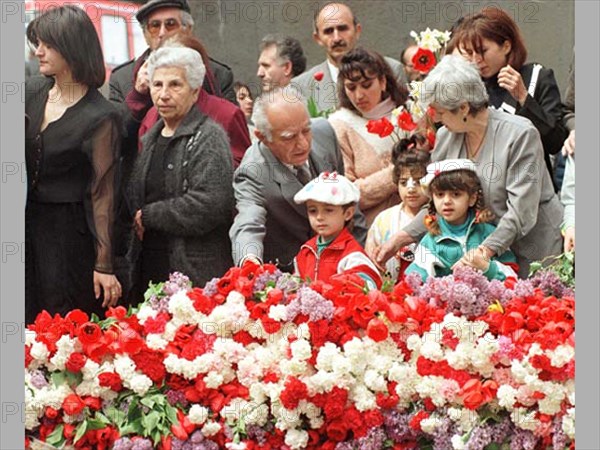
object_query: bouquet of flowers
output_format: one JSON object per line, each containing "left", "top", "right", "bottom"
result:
{"left": 409, "top": 28, "right": 452, "bottom": 76}
{"left": 25, "top": 264, "right": 575, "bottom": 449}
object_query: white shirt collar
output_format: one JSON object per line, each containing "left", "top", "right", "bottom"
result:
{"left": 326, "top": 59, "right": 339, "bottom": 83}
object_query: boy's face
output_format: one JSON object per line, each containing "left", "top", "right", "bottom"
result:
{"left": 306, "top": 200, "right": 354, "bottom": 241}
{"left": 398, "top": 167, "right": 428, "bottom": 212}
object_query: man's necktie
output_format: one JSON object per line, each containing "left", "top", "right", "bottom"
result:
{"left": 294, "top": 164, "right": 313, "bottom": 185}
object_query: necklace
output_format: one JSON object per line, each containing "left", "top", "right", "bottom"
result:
{"left": 465, "top": 123, "right": 488, "bottom": 160}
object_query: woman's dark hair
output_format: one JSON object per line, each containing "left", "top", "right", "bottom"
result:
{"left": 391, "top": 136, "right": 430, "bottom": 184}
{"left": 234, "top": 81, "right": 253, "bottom": 100}
{"left": 338, "top": 47, "right": 408, "bottom": 114}
{"left": 451, "top": 7, "right": 528, "bottom": 71}
{"left": 426, "top": 169, "right": 494, "bottom": 235}
{"left": 26, "top": 5, "right": 105, "bottom": 88}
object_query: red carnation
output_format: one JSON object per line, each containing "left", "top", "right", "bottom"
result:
{"left": 366, "top": 317, "right": 389, "bottom": 342}
{"left": 409, "top": 410, "right": 430, "bottom": 431}
{"left": 62, "top": 393, "right": 86, "bottom": 416}
{"left": 412, "top": 48, "right": 436, "bottom": 74}
{"left": 98, "top": 372, "right": 123, "bottom": 392}
{"left": 366, "top": 117, "right": 394, "bottom": 138}
{"left": 45, "top": 406, "right": 59, "bottom": 420}
{"left": 65, "top": 352, "right": 86, "bottom": 373}
{"left": 132, "top": 350, "right": 166, "bottom": 383}
{"left": 314, "top": 71, "right": 324, "bottom": 82}
{"left": 397, "top": 110, "right": 417, "bottom": 132}
{"left": 323, "top": 387, "right": 347, "bottom": 419}
{"left": 326, "top": 419, "right": 347, "bottom": 442}
{"left": 279, "top": 377, "right": 309, "bottom": 410}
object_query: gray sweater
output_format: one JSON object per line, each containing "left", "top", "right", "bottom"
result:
{"left": 127, "top": 107, "right": 234, "bottom": 288}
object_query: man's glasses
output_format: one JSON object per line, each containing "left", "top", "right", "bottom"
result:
{"left": 146, "top": 18, "right": 181, "bottom": 36}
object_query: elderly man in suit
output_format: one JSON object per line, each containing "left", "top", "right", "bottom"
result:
{"left": 292, "top": 2, "right": 405, "bottom": 113}
{"left": 230, "top": 87, "right": 368, "bottom": 272}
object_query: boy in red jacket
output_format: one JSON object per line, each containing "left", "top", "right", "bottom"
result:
{"left": 293, "top": 172, "right": 382, "bottom": 289}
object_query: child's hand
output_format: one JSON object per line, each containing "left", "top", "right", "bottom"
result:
{"left": 453, "top": 246, "right": 491, "bottom": 272}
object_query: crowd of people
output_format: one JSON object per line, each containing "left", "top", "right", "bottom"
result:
{"left": 24, "top": 0, "right": 575, "bottom": 322}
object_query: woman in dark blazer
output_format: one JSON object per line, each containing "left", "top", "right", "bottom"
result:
{"left": 127, "top": 47, "right": 234, "bottom": 298}
{"left": 451, "top": 7, "right": 568, "bottom": 189}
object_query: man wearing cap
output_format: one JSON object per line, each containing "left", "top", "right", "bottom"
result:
{"left": 110, "top": 0, "right": 235, "bottom": 108}
{"left": 230, "top": 87, "right": 368, "bottom": 272}
{"left": 291, "top": 2, "right": 405, "bottom": 112}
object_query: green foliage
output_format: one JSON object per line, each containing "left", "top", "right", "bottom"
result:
{"left": 529, "top": 251, "right": 575, "bottom": 289}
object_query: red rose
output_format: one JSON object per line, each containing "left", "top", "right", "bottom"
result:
{"left": 366, "top": 318, "right": 389, "bottom": 342}
{"left": 314, "top": 71, "right": 324, "bottom": 82}
{"left": 412, "top": 48, "right": 436, "bottom": 74}
{"left": 62, "top": 393, "right": 86, "bottom": 416}
{"left": 397, "top": 110, "right": 417, "bottom": 132}
{"left": 66, "top": 352, "right": 86, "bottom": 373}
{"left": 326, "top": 419, "right": 347, "bottom": 442}
{"left": 366, "top": 117, "right": 395, "bottom": 138}
{"left": 98, "top": 372, "right": 123, "bottom": 392}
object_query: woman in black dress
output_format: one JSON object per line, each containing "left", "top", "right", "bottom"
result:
{"left": 25, "top": 5, "right": 122, "bottom": 323}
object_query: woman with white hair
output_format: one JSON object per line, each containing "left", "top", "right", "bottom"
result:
{"left": 126, "top": 47, "right": 234, "bottom": 298}
{"left": 374, "top": 55, "right": 563, "bottom": 277}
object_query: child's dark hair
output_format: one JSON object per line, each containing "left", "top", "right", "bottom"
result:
{"left": 426, "top": 169, "right": 494, "bottom": 235}
{"left": 342, "top": 202, "right": 355, "bottom": 233}
{"left": 392, "top": 135, "right": 431, "bottom": 184}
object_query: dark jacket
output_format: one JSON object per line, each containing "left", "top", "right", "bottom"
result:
{"left": 126, "top": 106, "right": 234, "bottom": 289}
{"left": 484, "top": 62, "right": 568, "bottom": 186}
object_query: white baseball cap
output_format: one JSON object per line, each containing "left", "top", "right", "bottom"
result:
{"left": 294, "top": 172, "right": 360, "bottom": 205}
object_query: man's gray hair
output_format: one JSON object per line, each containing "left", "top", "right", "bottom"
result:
{"left": 147, "top": 47, "right": 205, "bottom": 89}
{"left": 420, "top": 55, "right": 489, "bottom": 112}
{"left": 252, "top": 86, "right": 308, "bottom": 140}
{"left": 260, "top": 34, "right": 307, "bottom": 77}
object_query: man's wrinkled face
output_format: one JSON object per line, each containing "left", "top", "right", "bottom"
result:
{"left": 143, "top": 7, "right": 188, "bottom": 51}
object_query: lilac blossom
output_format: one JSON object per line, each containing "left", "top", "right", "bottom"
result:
{"left": 202, "top": 278, "right": 220, "bottom": 297}
{"left": 29, "top": 370, "right": 48, "bottom": 389}
{"left": 253, "top": 269, "right": 284, "bottom": 293}
{"left": 285, "top": 287, "right": 335, "bottom": 321}
{"left": 166, "top": 389, "right": 188, "bottom": 408}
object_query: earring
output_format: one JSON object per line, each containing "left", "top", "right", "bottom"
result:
{"left": 463, "top": 116, "right": 468, "bottom": 123}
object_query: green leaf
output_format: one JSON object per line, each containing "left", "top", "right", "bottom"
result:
{"left": 145, "top": 282, "right": 165, "bottom": 301}
{"left": 120, "top": 417, "right": 144, "bottom": 436}
{"left": 74, "top": 421, "right": 88, "bottom": 443}
{"left": 51, "top": 372, "right": 68, "bottom": 387}
{"left": 140, "top": 396, "right": 156, "bottom": 409}
{"left": 45, "top": 424, "right": 65, "bottom": 447}
{"left": 165, "top": 404, "right": 179, "bottom": 425}
{"left": 307, "top": 96, "right": 319, "bottom": 118}
{"left": 104, "top": 406, "right": 127, "bottom": 427}
{"left": 151, "top": 428, "right": 163, "bottom": 446}
{"left": 90, "top": 313, "right": 101, "bottom": 323}
{"left": 141, "top": 411, "right": 161, "bottom": 432}
{"left": 483, "top": 443, "right": 502, "bottom": 450}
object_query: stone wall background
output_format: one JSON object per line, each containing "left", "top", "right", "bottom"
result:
{"left": 187, "top": 0, "right": 574, "bottom": 97}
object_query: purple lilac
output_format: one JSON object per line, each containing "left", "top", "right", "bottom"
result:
{"left": 246, "top": 424, "right": 268, "bottom": 444}
{"left": 202, "top": 278, "right": 220, "bottom": 297}
{"left": 383, "top": 409, "right": 419, "bottom": 443}
{"left": 513, "top": 279, "right": 535, "bottom": 299}
{"left": 464, "top": 417, "right": 511, "bottom": 450}
{"left": 404, "top": 271, "right": 423, "bottom": 291}
{"left": 487, "top": 279, "right": 514, "bottom": 306}
{"left": 171, "top": 438, "right": 185, "bottom": 450}
{"left": 356, "top": 426, "right": 387, "bottom": 450}
{"left": 130, "top": 438, "right": 153, "bottom": 450}
{"left": 429, "top": 416, "right": 458, "bottom": 450}
{"left": 552, "top": 416, "right": 569, "bottom": 450}
{"left": 112, "top": 437, "right": 133, "bottom": 450}
{"left": 286, "top": 287, "right": 335, "bottom": 322}
{"left": 509, "top": 428, "right": 538, "bottom": 450}
{"left": 164, "top": 272, "right": 192, "bottom": 295}
{"left": 189, "top": 430, "right": 205, "bottom": 443}
{"left": 275, "top": 273, "right": 301, "bottom": 293}
{"left": 530, "top": 270, "right": 574, "bottom": 298}
{"left": 166, "top": 389, "right": 189, "bottom": 408}
{"left": 29, "top": 370, "right": 48, "bottom": 389}
{"left": 334, "top": 443, "right": 354, "bottom": 450}
{"left": 253, "top": 269, "right": 284, "bottom": 293}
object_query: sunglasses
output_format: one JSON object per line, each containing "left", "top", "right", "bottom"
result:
{"left": 146, "top": 18, "right": 181, "bottom": 36}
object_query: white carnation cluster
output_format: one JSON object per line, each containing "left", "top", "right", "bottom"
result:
{"left": 113, "top": 355, "right": 152, "bottom": 396}
{"left": 410, "top": 28, "right": 452, "bottom": 52}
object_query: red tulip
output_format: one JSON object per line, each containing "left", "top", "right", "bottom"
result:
{"left": 367, "top": 318, "right": 389, "bottom": 342}
{"left": 314, "top": 71, "right": 324, "bottom": 82}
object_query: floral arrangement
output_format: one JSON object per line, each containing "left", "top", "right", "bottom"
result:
{"left": 409, "top": 28, "right": 452, "bottom": 76}
{"left": 25, "top": 264, "right": 575, "bottom": 450}
{"left": 366, "top": 101, "right": 436, "bottom": 148}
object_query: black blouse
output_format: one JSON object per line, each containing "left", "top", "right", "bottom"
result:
{"left": 25, "top": 76, "right": 121, "bottom": 273}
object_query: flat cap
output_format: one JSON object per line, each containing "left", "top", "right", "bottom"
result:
{"left": 136, "top": 0, "right": 191, "bottom": 23}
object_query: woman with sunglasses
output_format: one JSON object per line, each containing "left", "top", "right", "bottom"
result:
{"left": 25, "top": 5, "right": 122, "bottom": 323}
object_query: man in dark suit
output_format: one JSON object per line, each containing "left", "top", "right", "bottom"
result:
{"left": 230, "top": 87, "right": 367, "bottom": 272}
{"left": 292, "top": 2, "right": 405, "bottom": 113}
